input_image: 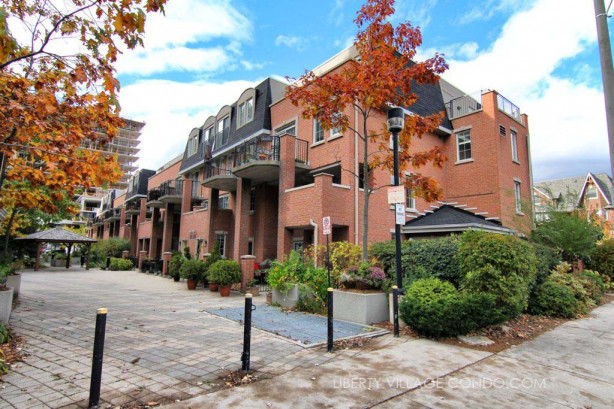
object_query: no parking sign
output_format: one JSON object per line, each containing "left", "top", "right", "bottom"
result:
{"left": 323, "top": 216, "right": 331, "bottom": 235}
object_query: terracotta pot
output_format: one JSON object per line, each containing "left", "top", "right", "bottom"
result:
{"left": 209, "top": 282, "right": 218, "bottom": 292}
{"left": 219, "top": 285, "right": 231, "bottom": 297}
{"left": 187, "top": 279, "right": 197, "bottom": 290}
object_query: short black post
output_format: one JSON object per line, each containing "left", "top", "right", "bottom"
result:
{"left": 392, "top": 286, "right": 399, "bottom": 337}
{"left": 241, "top": 294, "right": 253, "bottom": 372}
{"left": 326, "top": 234, "right": 331, "bottom": 287}
{"left": 105, "top": 257, "right": 110, "bottom": 270}
{"left": 89, "top": 308, "right": 108, "bottom": 408}
{"left": 327, "top": 288, "right": 333, "bottom": 352}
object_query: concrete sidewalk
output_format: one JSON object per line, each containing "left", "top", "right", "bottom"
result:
{"left": 166, "top": 301, "right": 614, "bottom": 408}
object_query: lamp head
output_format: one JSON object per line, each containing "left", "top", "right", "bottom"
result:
{"left": 387, "top": 107, "right": 405, "bottom": 132}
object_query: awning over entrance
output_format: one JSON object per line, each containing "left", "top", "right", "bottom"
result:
{"left": 16, "top": 227, "right": 97, "bottom": 270}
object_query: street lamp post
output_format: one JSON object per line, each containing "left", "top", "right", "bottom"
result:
{"left": 387, "top": 107, "right": 404, "bottom": 337}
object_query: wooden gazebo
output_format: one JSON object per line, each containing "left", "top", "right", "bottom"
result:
{"left": 17, "top": 227, "right": 97, "bottom": 270}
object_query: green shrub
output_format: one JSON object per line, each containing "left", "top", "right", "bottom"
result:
{"left": 578, "top": 270, "right": 607, "bottom": 303}
{"left": 589, "top": 239, "right": 614, "bottom": 280}
{"left": 203, "top": 240, "right": 222, "bottom": 281}
{"left": 208, "top": 260, "right": 241, "bottom": 286}
{"left": 180, "top": 259, "right": 206, "bottom": 281}
{"left": 459, "top": 231, "right": 537, "bottom": 321}
{"left": 0, "top": 323, "right": 10, "bottom": 344}
{"left": 402, "top": 236, "right": 462, "bottom": 287}
{"left": 168, "top": 253, "right": 185, "bottom": 279}
{"left": 549, "top": 268, "right": 594, "bottom": 314}
{"left": 91, "top": 238, "right": 130, "bottom": 261}
{"left": 369, "top": 241, "right": 396, "bottom": 273}
{"left": 268, "top": 251, "right": 305, "bottom": 293}
{"left": 529, "top": 280, "right": 578, "bottom": 318}
{"left": 399, "top": 278, "right": 498, "bottom": 337}
{"left": 109, "top": 257, "right": 133, "bottom": 271}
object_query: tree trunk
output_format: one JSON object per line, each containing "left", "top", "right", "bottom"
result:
{"left": 361, "top": 116, "right": 370, "bottom": 261}
{"left": 2, "top": 208, "right": 18, "bottom": 255}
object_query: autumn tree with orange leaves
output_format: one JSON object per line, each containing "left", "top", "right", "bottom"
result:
{"left": 286, "top": 0, "right": 448, "bottom": 260}
{"left": 0, "top": 0, "right": 166, "bottom": 246}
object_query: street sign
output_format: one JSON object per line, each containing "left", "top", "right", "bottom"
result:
{"left": 395, "top": 203, "right": 405, "bottom": 225}
{"left": 323, "top": 216, "right": 332, "bottom": 235}
{"left": 387, "top": 186, "right": 405, "bottom": 204}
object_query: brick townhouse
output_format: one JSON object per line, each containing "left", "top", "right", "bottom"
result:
{"left": 92, "top": 46, "right": 532, "bottom": 266}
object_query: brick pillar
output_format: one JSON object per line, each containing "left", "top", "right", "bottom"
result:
{"left": 162, "top": 251, "right": 172, "bottom": 275}
{"left": 119, "top": 207, "right": 127, "bottom": 238}
{"left": 130, "top": 214, "right": 138, "bottom": 256}
{"left": 161, "top": 203, "right": 174, "bottom": 254}
{"left": 149, "top": 208, "right": 161, "bottom": 259}
{"left": 255, "top": 185, "right": 279, "bottom": 261}
{"left": 233, "top": 178, "right": 251, "bottom": 260}
{"left": 277, "top": 134, "right": 297, "bottom": 259}
{"left": 138, "top": 250, "right": 147, "bottom": 271}
{"left": 182, "top": 176, "right": 192, "bottom": 213}
{"left": 122, "top": 250, "right": 129, "bottom": 259}
{"left": 240, "top": 255, "right": 256, "bottom": 293}
{"left": 207, "top": 189, "right": 220, "bottom": 250}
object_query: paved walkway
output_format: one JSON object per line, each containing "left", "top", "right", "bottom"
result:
{"left": 0, "top": 268, "right": 353, "bottom": 408}
{"left": 167, "top": 300, "right": 614, "bottom": 408}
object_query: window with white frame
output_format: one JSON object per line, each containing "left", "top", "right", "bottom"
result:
{"left": 313, "top": 119, "right": 324, "bottom": 143}
{"left": 514, "top": 180, "right": 522, "bottom": 213}
{"left": 456, "top": 129, "right": 472, "bottom": 161}
{"left": 587, "top": 185, "right": 598, "bottom": 199}
{"left": 246, "top": 98, "right": 254, "bottom": 123}
{"left": 405, "top": 188, "right": 416, "bottom": 210}
{"left": 330, "top": 112, "right": 342, "bottom": 137}
{"left": 219, "top": 195, "right": 229, "bottom": 209}
{"left": 511, "top": 129, "right": 518, "bottom": 162}
{"left": 216, "top": 233, "right": 227, "bottom": 258}
{"left": 275, "top": 121, "right": 296, "bottom": 136}
{"left": 237, "top": 98, "right": 254, "bottom": 127}
{"left": 187, "top": 135, "right": 198, "bottom": 156}
{"left": 216, "top": 116, "right": 230, "bottom": 146}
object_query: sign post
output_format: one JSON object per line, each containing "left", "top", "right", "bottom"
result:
{"left": 323, "top": 216, "right": 331, "bottom": 287}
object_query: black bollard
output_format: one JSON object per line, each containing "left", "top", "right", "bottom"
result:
{"left": 392, "top": 286, "right": 399, "bottom": 337}
{"left": 241, "top": 294, "right": 254, "bottom": 372}
{"left": 105, "top": 257, "right": 110, "bottom": 270}
{"left": 89, "top": 308, "right": 108, "bottom": 408}
{"left": 327, "top": 288, "right": 333, "bottom": 352}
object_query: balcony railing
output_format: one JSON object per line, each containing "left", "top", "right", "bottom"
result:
{"left": 445, "top": 92, "right": 483, "bottom": 119}
{"left": 148, "top": 188, "right": 162, "bottom": 202}
{"left": 497, "top": 94, "right": 524, "bottom": 124}
{"left": 160, "top": 179, "right": 183, "bottom": 197}
{"left": 205, "top": 166, "right": 233, "bottom": 179}
{"left": 233, "top": 134, "right": 280, "bottom": 166}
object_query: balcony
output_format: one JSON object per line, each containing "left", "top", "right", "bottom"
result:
{"left": 232, "top": 135, "right": 310, "bottom": 184}
{"left": 496, "top": 94, "right": 524, "bottom": 124}
{"left": 105, "top": 208, "right": 121, "bottom": 221}
{"left": 125, "top": 203, "right": 141, "bottom": 215}
{"left": 159, "top": 179, "right": 184, "bottom": 204}
{"left": 445, "top": 92, "right": 483, "bottom": 119}
{"left": 202, "top": 166, "right": 237, "bottom": 192}
{"left": 147, "top": 187, "right": 164, "bottom": 209}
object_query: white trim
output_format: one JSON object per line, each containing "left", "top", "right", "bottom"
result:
{"left": 311, "top": 140, "right": 325, "bottom": 148}
{"left": 332, "top": 183, "right": 351, "bottom": 189}
{"left": 452, "top": 125, "right": 472, "bottom": 133}
{"left": 402, "top": 223, "right": 513, "bottom": 235}
{"left": 285, "top": 183, "right": 315, "bottom": 193}
{"left": 327, "top": 133, "right": 343, "bottom": 142}
{"left": 215, "top": 230, "right": 228, "bottom": 235}
{"left": 455, "top": 159, "right": 474, "bottom": 165}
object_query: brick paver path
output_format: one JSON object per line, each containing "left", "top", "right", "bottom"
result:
{"left": 1, "top": 268, "right": 341, "bottom": 408}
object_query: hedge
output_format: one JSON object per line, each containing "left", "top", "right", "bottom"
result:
{"left": 109, "top": 257, "right": 133, "bottom": 271}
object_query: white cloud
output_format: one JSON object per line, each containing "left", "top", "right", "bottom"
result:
{"left": 394, "top": 0, "right": 438, "bottom": 29}
{"left": 117, "top": 47, "right": 232, "bottom": 76}
{"left": 275, "top": 35, "right": 308, "bottom": 51}
{"left": 119, "top": 79, "right": 256, "bottom": 170}
{"left": 457, "top": 0, "right": 531, "bottom": 25}
{"left": 427, "top": 0, "right": 605, "bottom": 180}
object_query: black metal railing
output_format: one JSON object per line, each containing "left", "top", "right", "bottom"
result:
{"left": 233, "top": 134, "right": 281, "bottom": 167}
{"left": 445, "top": 92, "right": 483, "bottom": 119}
{"left": 205, "top": 165, "right": 233, "bottom": 179}
{"left": 147, "top": 188, "right": 162, "bottom": 202}
{"left": 160, "top": 179, "right": 183, "bottom": 197}
{"left": 295, "top": 139, "right": 308, "bottom": 164}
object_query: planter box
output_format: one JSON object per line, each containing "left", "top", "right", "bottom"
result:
{"left": 0, "top": 287, "right": 14, "bottom": 324}
{"left": 6, "top": 274, "right": 21, "bottom": 298}
{"left": 333, "top": 290, "right": 389, "bottom": 325}
{"left": 272, "top": 284, "right": 300, "bottom": 309}
{"left": 51, "top": 259, "right": 66, "bottom": 267}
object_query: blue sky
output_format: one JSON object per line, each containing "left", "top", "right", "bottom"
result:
{"left": 116, "top": 0, "right": 613, "bottom": 182}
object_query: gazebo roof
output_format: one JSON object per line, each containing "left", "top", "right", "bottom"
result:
{"left": 17, "top": 226, "right": 97, "bottom": 243}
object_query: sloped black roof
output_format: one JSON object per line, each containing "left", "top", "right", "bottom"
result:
{"left": 409, "top": 80, "right": 452, "bottom": 131}
{"left": 16, "top": 226, "right": 97, "bottom": 243}
{"left": 401, "top": 205, "right": 512, "bottom": 236}
{"left": 126, "top": 169, "right": 155, "bottom": 201}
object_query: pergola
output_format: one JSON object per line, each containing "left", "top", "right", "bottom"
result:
{"left": 17, "top": 227, "right": 97, "bottom": 271}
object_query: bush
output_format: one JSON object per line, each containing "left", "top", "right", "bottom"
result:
{"left": 168, "top": 252, "right": 185, "bottom": 279}
{"left": 549, "top": 264, "right": 595, "bottom": 314}
{"left": 304, "top": 241, "right": 362, "bottom": 283}
{"left": 109, "top": 257, "right": 133, "bottom": 271}
{"left": 91, "top": 238, "right": 130, "bottom": 262}
{"left": 529, "top": 280, "right": 578, "bottom": 318}
{"left": 208, "top": 260, "right": 241, "bottom": 286}
{"left": 578, "top": 270, "right": 607, "bottom": 303}
{"left": 203, "top": 240, "right": 222, "bottom": 281}
{"left": 589, "top": 239, "right": 614, "bottom": 280}
{"left": 0, "top": 323, "right": 10, "bottom": 344}
{"left": 399, "top": 278, "right": 498, "bottom": 337}
{"left": 459, "top": 231, "right": 537, "bottom": 321}
{"left": 180, "top": 259, "right": 206, "bottom": 281}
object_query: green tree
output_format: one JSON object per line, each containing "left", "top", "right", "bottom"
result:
{"left": 532, "top": 211, "right": 601, "bottom": 262}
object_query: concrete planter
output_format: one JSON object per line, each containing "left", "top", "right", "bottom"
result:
{"left": 0, "top": 287, "right": 14, "bottom": 324}
{"left": 51, "top": 259, "right": 66, "bottom": 267}
{"left": 333, "top": 290, "right": 389, "bottom": 325}
{"left": 6, "top": 274, "right": 21, "bottom": 298}
{"left": 272, "top": 284, "right": 300, "bottom": 309}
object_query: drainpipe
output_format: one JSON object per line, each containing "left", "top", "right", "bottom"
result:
{"left": 354, "top": 104, "right": 360, "bottom": 245}
{"left": 309, "top": 218, "right": 318, "bottom": 266}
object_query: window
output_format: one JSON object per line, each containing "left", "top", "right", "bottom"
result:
{"left": 330, "top": 112, "right": 342, "bottom": 137}
{"left": 293, "top": 239, "right": 303, "bottom": 252}
{"left": 238, "top": 103, "right": 245, "bottom": 127}
{"left": 191, "top": 173, "right": 199, "bottom": 197}
{"left": 511, "top": 130, "right": 518, "bottom": 162}
{"left": 587, "top": 185, "right": 598, "bottom": 199}
{"left": 514, "top": 181, "right": 522, "bottom": 214}
{"left": 237, "top": 98, "right": 254, "bottom": 127}
{"left": 219, "top": 195, "right": 229, "bottom": 209}
{"left": 249, "top": 187, "right": 256, "bottom": 213}
{"left": 216, "top": 233, "right": 227, "bottom": 258}
{"left": 216, "top": 116, "right": 230, "bottom": 147}
{"left": 248, "top": 238, "right": 254, "bottom": 256}
{"left": 187, "top": 135, "right": 198, "bottom": 156}
{"left": 246, "top": 98, "right": 254, "bottom": 122}
{"left": 313, "top": 120, "right": 324, "bottom": 143}
{"left": 405, "top": 188, "right": 416, "bottom": 210}
{"left": 456, "top": 130, "right": 472, "bottom": 162}
{"left": 275, "top": 121, "right": 296, "bottom": 136}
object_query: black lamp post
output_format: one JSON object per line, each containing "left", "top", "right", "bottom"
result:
{"left": 387, "top": 107, "right": 404, "bottom": 337}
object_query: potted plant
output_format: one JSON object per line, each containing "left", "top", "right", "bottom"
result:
{"left": 180, "top": 259, "right": 206, "bottom": 290}
{"left": 168, "top": 252, "right": 184, "bottom": 282}
{"left": 0, "top": 264, "right": 14, "bottom": 324}
{"left": 208, "top": 260, "right": 241, "bottom": 297}
{"left": 334, "top": 264, "right": 390, "bottom": 325}
{"left": 246, "top": 279, "right": 260, "bottom": 297}
{"left": 203, "top": 240, "right": 222, "bottom": 291}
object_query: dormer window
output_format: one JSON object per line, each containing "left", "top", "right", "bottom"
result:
{"left": 216, "top": 116, "right": 230, "bottom": 147}
{"left": 237, "top": 97, "right": 254, "bottom": 128}
{"left": 187, "top": 135, "right": 199, "bottom": 157}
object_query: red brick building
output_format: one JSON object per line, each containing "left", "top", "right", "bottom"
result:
{"left": 92, "top": 47, "right": 532, "bottom": 265}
